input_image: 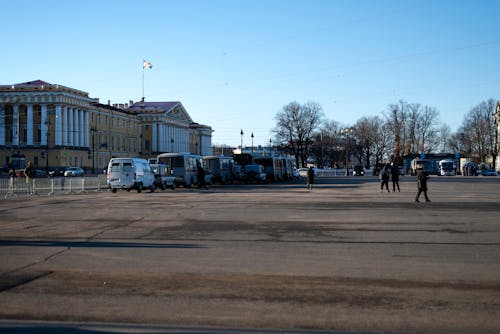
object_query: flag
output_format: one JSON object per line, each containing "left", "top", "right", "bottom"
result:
{"left": 143, "top": 60, "right": 152, "bottom": 69}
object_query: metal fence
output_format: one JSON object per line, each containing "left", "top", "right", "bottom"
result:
{"left": 1, "top": 176, "right": 108, "bottom": 199}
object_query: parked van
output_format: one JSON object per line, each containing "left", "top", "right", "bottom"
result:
{"left": 107, "top": 158, "right": 155, "bottom": 193}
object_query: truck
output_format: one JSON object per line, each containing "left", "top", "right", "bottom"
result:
{"left": 438, "top": 159, "right": 455, "bottom": 176}
{"left": 410, "top": 158, "right": 432, "bottom": 176}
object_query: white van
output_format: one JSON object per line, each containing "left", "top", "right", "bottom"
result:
{"left": 107, "top": 158, "right": 155, "bottom": 193}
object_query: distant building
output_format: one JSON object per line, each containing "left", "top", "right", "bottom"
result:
{"left": 127, "top": 101, "right": 213, "bottom": 157}
{"left": 0, "top": 80, "right": 212, "bottom": 172}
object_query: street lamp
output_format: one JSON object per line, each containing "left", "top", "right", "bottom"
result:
{"left": 251, "top": 132, "right": 254, "bottom": 155}
{"left": 45, "top": 119, "right": 51, "bottom": 173}
{"left": 341, "top": 128, "right": 353, "bottom": 176}
{"left": 240, "top": 129, "right": 244, "bottom": 150}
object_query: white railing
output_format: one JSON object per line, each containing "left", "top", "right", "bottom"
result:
{"left": 1, "top": 176, "right": 108, "bottom": 199}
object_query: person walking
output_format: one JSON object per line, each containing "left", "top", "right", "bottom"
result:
{"left": 390, "top": 162, "right": 400, "bottom": 192}
{"left": 6, "top": 168, "right": 16, "bottom": 197}
{"left": 380, "top": 164, "right": 390, "bottom": 193}
{"left": 196, "top": 160, "right": 207, "bottom": 189}
{"left": 306, "top": 166, "right": 315, "bottom": 191}
{"left": 23, "top": 161, "right": 35, "bottom": 195}
{"left": 415, "top": 167, "right": 431, "bottom": 202}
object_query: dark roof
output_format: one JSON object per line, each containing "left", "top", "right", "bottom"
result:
{"left": 14, "top": 80, "right": 52, "bottom": 87}
{"left": 127, "top": 101, "right": 180, "bottom": 112}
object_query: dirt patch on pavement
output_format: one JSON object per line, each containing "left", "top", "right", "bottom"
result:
{"left": 2, "top": 270, "right": 499, "bottom": 333}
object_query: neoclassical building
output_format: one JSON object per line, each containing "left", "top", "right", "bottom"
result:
{"left": 0, "top": 80, "right": 212, "bottom": 172}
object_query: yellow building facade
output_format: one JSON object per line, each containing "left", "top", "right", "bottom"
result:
{"left": 0, "top": 80, "right": 212, "bottom": 173}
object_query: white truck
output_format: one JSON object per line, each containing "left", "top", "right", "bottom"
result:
{"left": 107, "top": 158, "right": 155, "bottom": 193}
{"left": 438, "top": 159, "right": 455, "bottom": 176}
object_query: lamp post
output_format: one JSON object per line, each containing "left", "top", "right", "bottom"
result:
{"left": 269, "top": 138, "right": 272, "bottom": 156}
{"left": 341, "top": 128, "right": 353, "bottom": 176}
{"left": 251, "top": 132, "right": 254, "bottom": 155}
{"left": 240, "top": 129, "right": 244, "bottom": 150}
{"left": 45, "top": 119, "right": 50, "bottom": 173}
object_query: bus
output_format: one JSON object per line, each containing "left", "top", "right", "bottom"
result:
{"left": 254, "top": 156, "right": 285, "bottom": 182}
{"left": 203, "top": 155, "right": 234, "bottom": 184}
{"left": 157, "top": 153, "right": 202, "bottom": 187}
{"left": 281, "top": 157, "right": 296, "bottom": 180}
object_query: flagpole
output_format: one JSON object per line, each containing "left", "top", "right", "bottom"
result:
{"left": 142, "top": 59, "right": 145, "bottom": 102}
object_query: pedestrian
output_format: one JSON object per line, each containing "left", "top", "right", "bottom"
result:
{"left": 415, "top": 167, "right": 431, "bottom": 202}
{"left": 8, "top": 167, "right": 15, "bottom": 195}
{"left": 390, "top": 162, "right": 400, "bottom": 192}
{"left": 196, "top": 160, "right": 207, "bottom": 189}
{"left": 23, "top": 161, "right": 35, "bottom": 195}
{"left": 307, "top": 166, "right": 315, "bottom": 191}
{"left": 380, "top": 164, "right": 390, "bottom": 193}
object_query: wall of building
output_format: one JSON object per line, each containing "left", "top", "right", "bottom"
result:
{"left": 1, "top": 81, "right": 213, "bottom": 173}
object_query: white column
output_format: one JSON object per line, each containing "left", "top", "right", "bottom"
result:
{"left": 55, "top": 105, "right": 62, "bottom": 146}
{"left": 0, "top": 104, "right": 5, "bottom": 146}
{"left": 69, "top": 108, "right": 74, "bottom": 146}
{"left": 159, "top": 123, "right": 165, "bottom": 152}
{"left": 27, "top": 104, "right": 34, "bottom": 146}
{"left": 64, "top": 107, "right": 69, "bottom": 145}
{"left": 84, "top": 110, "right": 89, "bottom": 148}
{"left": 12, "top": 105, "right": 19, "bottom": 146}
{"left": 152, "top": 123, "right": 158, "bottom": 152}
{"left": 41, "top": 104, "right": 48, "bottom": 146}
{"left": 78, "top": 109, "right": 84, "bottom": 147}
{"left": 63, "top": 106, "right": 68, "bottom": 145}
{"left": 74, "top": 108, "right": 79, "bottom": 146}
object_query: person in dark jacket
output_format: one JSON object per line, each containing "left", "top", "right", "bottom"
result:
{"left": 380, "top": 164, "right": 390, "bottom": 193}
{"left": 23, "top": 161, "right": 36, "bottom": 195}
{"left": 415, "top": 167, "right": 431, "bottom": 202}
{"left": 196, "top": 161, "right": 207, "bottom": 189}
{"left": 307, "top": 166, "right": 315, "bottom": 191}
{"left": 390, "top": 162, "right": 400, "bottom": 192}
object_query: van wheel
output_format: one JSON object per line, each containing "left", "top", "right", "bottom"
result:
{"left": 137, "top": 183, "right": 143, "bottom": 193}
{"left": 111, "top": 188, "right": 117, "bottom": 193}
{"left": 150, "top": 186, "right": 155, "bottom": 193}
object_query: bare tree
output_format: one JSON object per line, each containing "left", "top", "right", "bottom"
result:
{"left": 416, "top": 105, "right": 439, "bottom": 153}
{"left": 273, "top": 101, "right": 324, "bottom": 167}
{"left": 437, "top": 124, "right": 452, "bottom": 153}
{"left": 310, "top": 119, "right": 342, "bottom": 168}
{"left": 459, "top": 99, "right": 496, "bottom": 164}
{"left": 385, "top": 101, "right": 407, "bottom": 161}
{"left": 353, "top": 116, "right": 384, "bottom": 169}
{"left": 385, "top": 100, "right": 440, "bottom": 158}
{"left": 370, "top": 117, "right": 391, "bottom": 174}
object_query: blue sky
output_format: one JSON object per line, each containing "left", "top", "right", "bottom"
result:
{"left": 2, "top": 0, "right": 499, "bottom": 147}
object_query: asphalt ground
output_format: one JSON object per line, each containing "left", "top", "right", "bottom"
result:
{"left": 0, "top": 175, "right": 499, "bottom": 334}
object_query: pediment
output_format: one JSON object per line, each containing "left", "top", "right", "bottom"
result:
{"left": 166, "top": 103, "right": 192, "bottom": 122}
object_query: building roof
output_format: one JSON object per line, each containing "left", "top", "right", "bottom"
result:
{"left": 128, "top": 101, "right": 193, "bottom": 122}
{"left": 13, "top": 80, "right": 52, "bottom": 87}
{"left": 128, "top": 101, "right": 180, "bottom": 112}
{"left": 0, "top": 79, "right": 90, "bottom": 97}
